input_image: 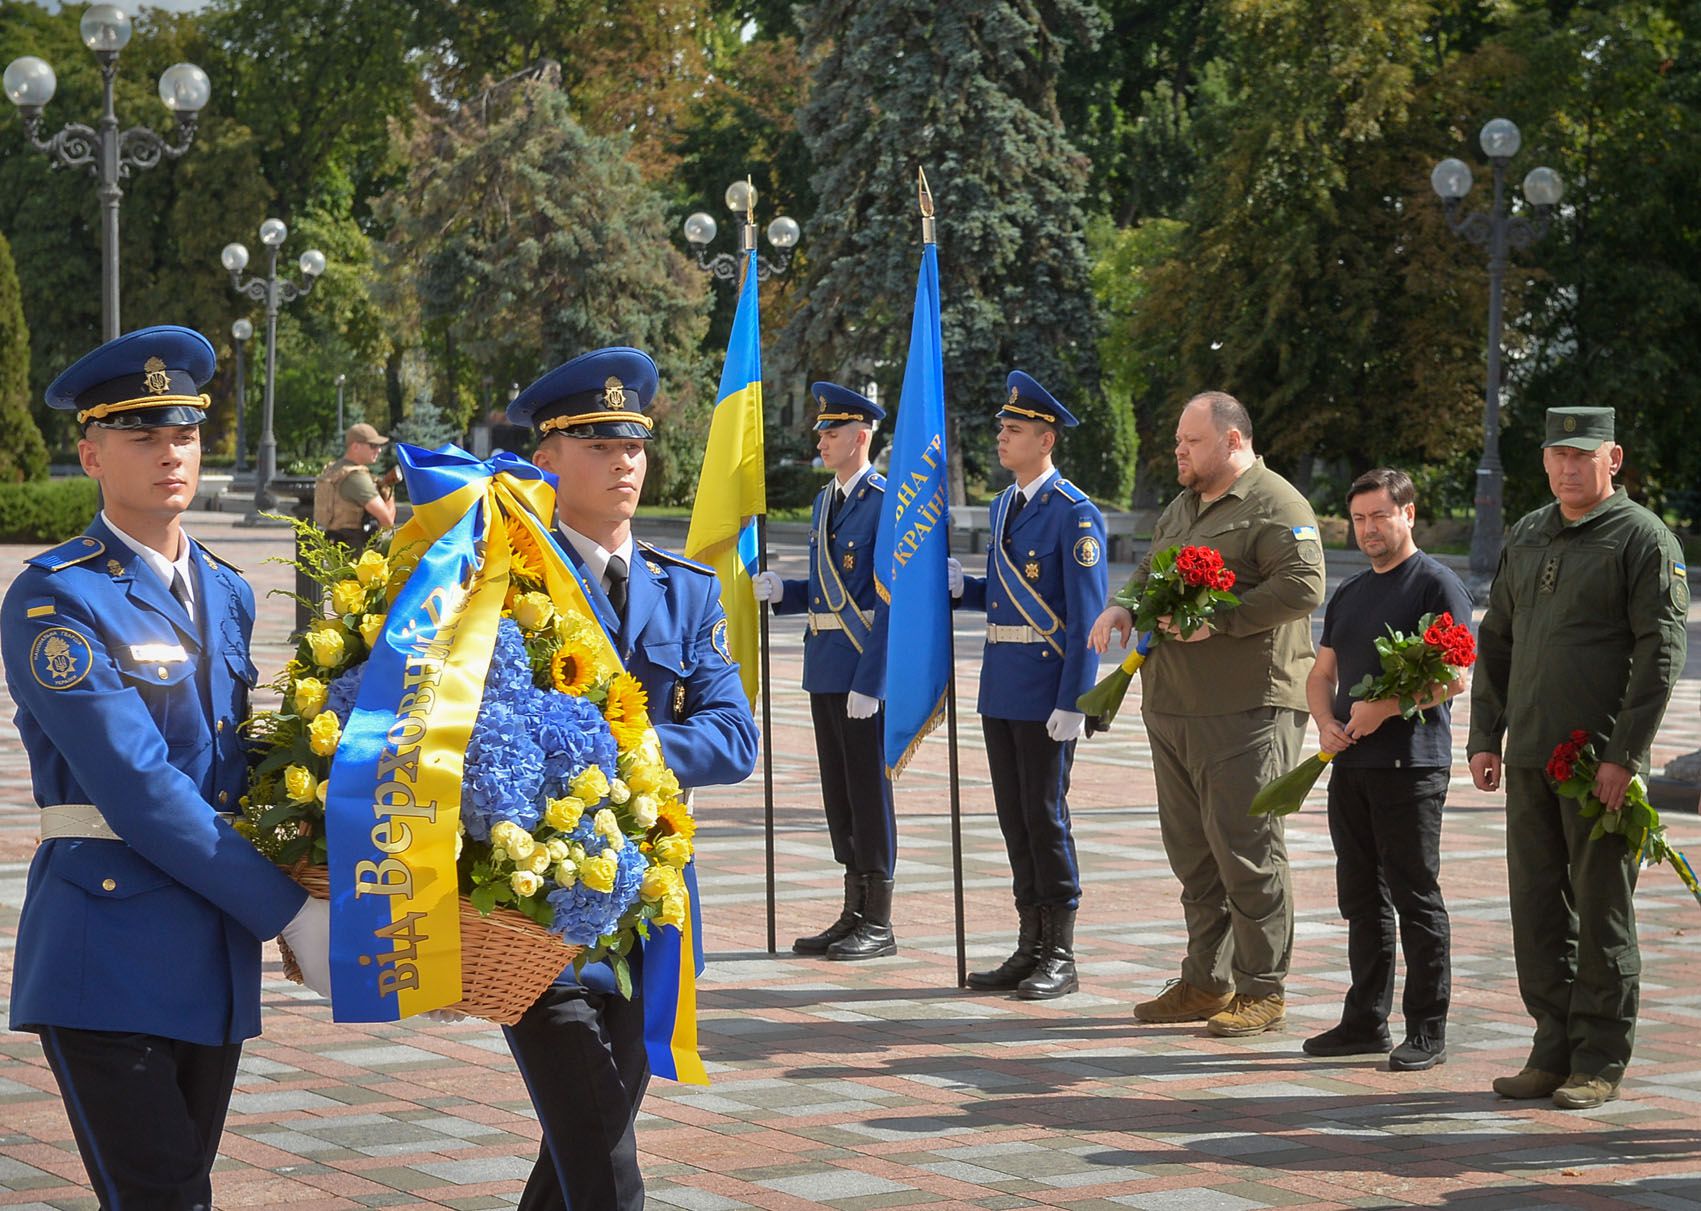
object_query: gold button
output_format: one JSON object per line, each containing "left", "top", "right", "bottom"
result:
{"left": 218, "top": 790, "right": 230, "bottom": 804}
{"left": 157, "top": 667, "right": 169, "bottom": 680}
{"left": 101, "top": 878, "right": 117, "bottom": 892}
{"left": 217, "top": 719, "right": 226, "bottom": 733}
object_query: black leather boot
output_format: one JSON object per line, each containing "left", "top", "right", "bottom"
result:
{"left": 793, "top": 871, "right": 863, "bottom": 955}
{"left": 965, "top": 904, "right": 1041, "bottom": 990}
{"left": 827, "top": 874, "right": 897, "bottom": 960}
{"left": 1017, "top": 905, "right": 1078, "bottom": 999}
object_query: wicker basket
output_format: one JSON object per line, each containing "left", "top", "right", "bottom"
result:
{"left": 278, "top": 865, "right": 582, "bottom": 1026}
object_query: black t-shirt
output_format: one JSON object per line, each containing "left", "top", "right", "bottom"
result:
{"left": 1320, "top": 550, "right": 1475, "bottom": 769}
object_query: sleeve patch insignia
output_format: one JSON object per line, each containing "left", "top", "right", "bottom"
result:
{"left": 711, "top": 616, "right": 732, "bottom": 665}
{"left": 31, "top": 626, "right": 94, "bottom": 690}
{"left": 1674, "top": 561, "right": 1687, "bottom": 579}
{"left": 1291, "top": 525, "right": 1320, "bottom": 543}
{"left": 1073, "top": 536, "right": 1102, "bottom": 568}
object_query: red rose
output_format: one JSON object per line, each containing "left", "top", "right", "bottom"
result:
{"left": 1214, "top": 568, "right": 1237, "bottom": 591}
{"left": 1571, "top": 729, "right": 1591, "bottom": 744}
{"left": 1547, "top": 757, "right": 1573, "bottom": 782}
{"left": 1434, "top": 612, "right": 1454, "bottom": 629}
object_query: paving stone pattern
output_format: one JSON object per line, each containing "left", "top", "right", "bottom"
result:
{"left": 3, "top": 515, "right": 1700, "bottom": 1209}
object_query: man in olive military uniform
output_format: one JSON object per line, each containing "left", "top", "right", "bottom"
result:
{"left": 314, "top": 421, "right": 399, "bottom": 550}
{"left": 1091, "top": 391, "right": 1325, "bottom": 1037}
{"left": 1469, "top": 406, "right": 1688, "bottom": 1110}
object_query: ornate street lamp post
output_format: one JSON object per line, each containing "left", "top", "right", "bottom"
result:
{"left": 231, "top": 317, "right": 252, "bottom": 473}
{"left": 4, "top": 5, "right": 209, "bottom": 341}
{"left": 1430, "top": 118, "right": 1563, "bottom": 593}
{"left": 222, "top": 220, "right": 327, "bottom": 518}
{"left": 683, "top": 179, "right": 801, "bottom": 285}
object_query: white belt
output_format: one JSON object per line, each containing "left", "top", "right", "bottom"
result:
{"left": 39, "top": 803, "right": 237, "bottom": 843}
{"left": 808, "top": 612, "right": 844, "bottom": 633}
{"left": 986, "top": 624, "right": 1048, "bottom": 644}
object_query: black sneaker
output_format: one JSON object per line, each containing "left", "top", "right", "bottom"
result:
{"left": 1389, "top": 1034, "right": 1447, "bottom": 1071}
{"left": 1303, "top": 1025, "right": 1392, "bottom": 1057}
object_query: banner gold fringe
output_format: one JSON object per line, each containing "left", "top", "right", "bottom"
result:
{"left": 887, "top": 690, "right": 947, "bottom": 781}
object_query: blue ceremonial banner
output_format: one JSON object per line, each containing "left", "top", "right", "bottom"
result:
{"left": 873, "top": 242, "right": 951, "bottom": 778}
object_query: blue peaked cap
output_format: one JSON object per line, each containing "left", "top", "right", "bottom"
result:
{"left": 46, "top": 325, "right": 215, "bottom": 429}
{"left": 810, "top": 381, "right": 885, "bottom": 430}
{"left": 999, "top": 370, "right": 1078, "bottom": 428}
{"left": 508, "top": 346, "right": 659, "bottom": 441}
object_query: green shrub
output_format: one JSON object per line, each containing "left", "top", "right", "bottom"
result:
{"left": 767, "top": 462, "right": 833, "bottom": 511}
{"left": 0, "top": 477, "right": 100, "bottom": 543}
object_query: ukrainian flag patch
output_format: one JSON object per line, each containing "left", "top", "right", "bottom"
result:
{"left": 1675, "top": 561, "right": 1687, "bottom": 578}
{"left": 1292, "top": 525, "right": 1320, "bottom": 543}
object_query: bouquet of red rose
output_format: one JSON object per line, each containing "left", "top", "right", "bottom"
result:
{"left": 1349, "top": 610, "right": 1476, "bottom": 721}
{"left": 1548, "top": 730, "right": 1701, "bottom": 907}
{"left": 1078, "top": 544, "right": 1240, "bottom": 729}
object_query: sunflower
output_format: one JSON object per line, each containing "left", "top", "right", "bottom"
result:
{"left": 655, "top": 798, "right": 696, "bottom": 842}
{"left": 602, "top": 672, "right": 651, "bottom": 749}
{"left": 507, "top": 524, "right": 544, "bottom": 586}
{"left": 550, "top": 640, "right": 598, "bottom": 696}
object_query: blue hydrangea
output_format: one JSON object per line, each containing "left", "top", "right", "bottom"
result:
{"left": 462, "top": 701, "right": 545, "bottom": 840}
{"left": 525, "top": 686, "right": 619, "bottom": 789}
{"left": 485, "top": 618, "right": 535, "bottom": 697}
{"left": 546, "top": 835, "right": 647, "bottom": 946}
{"left": 324, "top": 662, "right": 367, "bottom": 727}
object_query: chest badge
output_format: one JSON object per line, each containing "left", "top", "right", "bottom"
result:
{"left": 672, "top": 680, "right": 687, "bottom": 721}
{"left": 1540, "top": 555, "right": 1560, "bottom": 595}
{"left": 842, "top": 552, "right": 856, "bottom": 572}
{"left": 1024, "top": 561, "right": 1041, "bottom": 581}
{"left": 31, "top": 627, "right": 94, "bottom": 690}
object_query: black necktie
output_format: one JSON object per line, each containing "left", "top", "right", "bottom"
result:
{"left": 605, "top": 554, "right": 629, "bottom": 619}
{"left": 169, "top": 568, "right": 193, "bottom": 620}
{"left": 828, "top": 485, "right": 846, "bottom": 527}
{"left": 1004, "top": 490, "right": 1027, "bottom": 539}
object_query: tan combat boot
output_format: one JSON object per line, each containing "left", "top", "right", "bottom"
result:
{"left": 1552, "top": 1073, "right": 1621, "bottom": 1110}
{"left": 1490, "top": 1067, "right": 1566, "bottom": 1099}
{"left": 1133, "top": 978, "right": 1233, "bottom": 1024}
{"left": 1206, "top": 992, "right": 1287, "bottom": 1037}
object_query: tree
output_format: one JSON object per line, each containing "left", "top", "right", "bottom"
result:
{"left": 376, "top": 80, "right": 712, "bottom": 503}
{"left": 785, "top": 0, "right": 1119, "bottom": 501}
{"left": 0, "top": 231, "right": 47, "bottom": 482}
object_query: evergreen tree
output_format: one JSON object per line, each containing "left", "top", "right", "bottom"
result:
{"left": 784, "top": 0, "right": 1133, "bottom": 503}
{"left": 391, "top": 390, "right": 460, "bottom": 452}
{"left": 0, "top": 231, "right": 47, "bottom": 482}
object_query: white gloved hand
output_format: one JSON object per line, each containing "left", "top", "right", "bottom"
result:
{"left": 845, "top": 690, "right": 881, "bottom": 719}
{"left": 1046, "top": 709, "right": 1086, "bottom": 743}
{"left": 421, "top": 1008, "right": 469, "bottom": 1024}
{"left": 279, "top": 896, "right": 332, "bottom": 999}
{"left": 751, "top": 570, "right": 784, "bottom": 603}
{"left": 947, "top": 557, "right": 964, "bottom": 599}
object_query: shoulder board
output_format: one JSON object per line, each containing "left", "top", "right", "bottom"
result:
{"left": 1054, "top": 479, "right": 1087, "bottom": 504}
{"left": 865, "top": 472, "right": 887, "bottom": 491}
{"left": 197, "top": 541, "right": 245, "bottom": 575}
{"left": 636, "top": 541, "right": 715, "bottom": 576}
{"left": 25, "top": 535, "right": 106, "bottom": 573}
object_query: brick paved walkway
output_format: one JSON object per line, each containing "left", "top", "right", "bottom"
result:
{"left": 4, "top": 512, "right": 1701, "bottom": 1209}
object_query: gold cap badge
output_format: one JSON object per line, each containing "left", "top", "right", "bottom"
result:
{"left": 1008, "top": 386, "right": 1020, "bottom": 405}
{"left": 603, "top": 376, "right": 627, "bottom": 410}
{"left": 1564, "top": 416, "right": 1577, "bottom": 432}
{"left": 143, "top": 357, "right": 171, "bottom": 395}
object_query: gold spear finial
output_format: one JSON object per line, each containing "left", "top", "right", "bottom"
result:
{"left": 917, "top": 166, "right": 936, "bottom": 244}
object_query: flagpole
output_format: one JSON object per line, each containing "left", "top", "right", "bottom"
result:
{"left": 917, "top": 168, "right": 968, "bottom": 988}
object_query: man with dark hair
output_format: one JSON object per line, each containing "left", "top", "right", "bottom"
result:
{"left": 1091, "top": 390, "right": 1325, "bottom": 1037}
{"left": 1304, "top": 467, "right": 1471, "bottom": 1071}
{"left": 1470, "top": 407, "right": 1687, "bottom": 1110}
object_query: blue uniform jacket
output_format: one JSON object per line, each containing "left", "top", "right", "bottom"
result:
{"left": 2, "top": 517, "right": 308, "bottom": 1045}
{"left": 552, "top": 531, "right": 759, "bottom": 992}
{"left": 772, "top": 472, "right": 889, "bottom": 697}
{"left": 961, "top": 476, "right": 1109, "bottom": 722}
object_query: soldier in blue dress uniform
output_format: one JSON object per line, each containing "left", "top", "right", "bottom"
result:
{"left": 949, "top": 371, "right": 1108, "bottom": 999}
{"left": 752, "top": 382, "right": 897, "bottom": 959}
{"left": 504, "top": 346, "right": 759, "bottom": 1211}
{"left": 0, "top": 326, "right": 328, "bottom": 1210}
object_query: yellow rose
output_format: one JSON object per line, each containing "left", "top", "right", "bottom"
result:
{"left": 641, "top": 863, "right": 682, "bottom": 902}
{"left": 655, "top": 834, "right": 692, "bottom": 869}
{"left": 625, "top": 759, "right": 665, "bottom": 796}
{"left": 330, "top": 579, "right": 367, "bottom": 617}
{"left": 509, "top": 870, "right": 543, "bottom": 898}
{"left": 554, "top": 861, "right": 578, "bottom": 888}
{"left": 657, "top": 892, "right": 687, "bottom": 930}
{"left": 491, "top": 821, "right": 525, "bottom": 850}
{"left": 592, "top": 808, "right": 624, "bottom": 851}
{"left": 607, "top": 778, "right": 631, "bottom": 805}
{"left": 571, "top": 766, "right": 611, "bottom": 804}
{"left": 283, "top": 763, "right": 317, "bottom": 803}
{"left": 292, "top": 676, "right": 327, "bottom": 718}
{"left": 359, "top": 613, "right": 385, "bottom": 649}
{"left": 506, "top": 832, "right": 537, "bottom": 861}
{"left": 579, "top": 852, "right": 617, "bottom": 894}
{"left": 354, "top": 549, "right": 390, "bottom": 588}
{"left": 315, "top": 780, "right": 329, "bottom": 805}
{"left": 307, "top": 711, "right": 341, "bottom": 757}
{"left": 455, "top": 832, "right": 464, "bottom": 859}
{"left": 304, "top": 625, "right": 346, "bottom": 669}
{"left": 631, "top": 794, "right": 659, "bottom": 829}
{"left": 544, "top": 796, "right": 585, "bottom": 832}
{"left": 546, "top": 839, "right": 571, "bottom": 863}
{"left": 527, "top": 849, "right": 552, "bottom": 875}
{"left": 511, "top": 591, "right": 556, "bottom": 632}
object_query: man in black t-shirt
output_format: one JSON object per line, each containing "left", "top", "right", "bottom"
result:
{"left": 1304, "top": 468, "right": 1473, "bottom": 1072}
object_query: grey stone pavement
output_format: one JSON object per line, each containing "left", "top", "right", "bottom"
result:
{"left": 2, "top": 510, "right": 1701, "bottom": 1209}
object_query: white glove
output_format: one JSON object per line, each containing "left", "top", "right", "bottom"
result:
{"left": 421, "top": 1008, "right": 469, "bottom": 1023}
{"left": 1046, "top": 709, "right": 1086, "bottom": 743}
{"left": 846, "top": 690, "right": 881, "bottom": 719}
{"left": 279, "top": 897, "right": 332, "bottom": 998}
{"left": 751, "top": 570, "right": 783, "bottom": 603}
{"left": 947, "top": 557, "right": 964, "bottom": 599}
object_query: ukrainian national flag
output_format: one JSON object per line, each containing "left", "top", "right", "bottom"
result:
{"left": 685, "top": 250, "right": 765, "bottom": 704}
{"left": 873, "top": 240, "right": 952, "bottom": 777}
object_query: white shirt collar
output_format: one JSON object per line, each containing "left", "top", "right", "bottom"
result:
{"left": 103, "top": 510, "right": 195, "bottom": 617}
{"left": 834, "top": 462, "right": 873, "bottom": 497}
{"left": 556, "top": 520, "right": 635, "bottom": 591}
{"left": 1015, "top": 466, "right": 1059, "bottom": 501}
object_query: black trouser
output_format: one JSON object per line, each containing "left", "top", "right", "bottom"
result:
{"left": 38, "top": 1026, "right": 241, "bottom": 1211}
{"left": 981, "top": 716, "right": 1080, "bottom": 909}
{"left": 503, "top": 983, "right": 650, "bottom": 1211}
{"left": 809, "top": 692, "right": 897, "bottom": 876}
{"left": 1325, "top": 765, "right": 1452, "bottom": 1038}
